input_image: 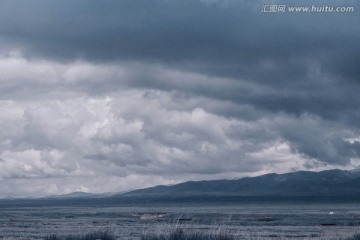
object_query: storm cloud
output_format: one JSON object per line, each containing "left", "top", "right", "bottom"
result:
{"left": 0, "top": 0, "right": 359, "bottom": 197}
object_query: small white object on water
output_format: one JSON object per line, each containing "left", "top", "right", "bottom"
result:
{"left": 139, "top": 213, "right": 166, "bottom": 220}
{"left": 329, "top": 212, "right": 334, "bottom": 215}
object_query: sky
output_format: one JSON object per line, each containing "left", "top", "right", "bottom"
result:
{"left": 0, "top": 0, "right": 359, "bottom": 197}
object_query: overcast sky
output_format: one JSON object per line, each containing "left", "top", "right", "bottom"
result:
{"left": 0, "top": 0, "right": 359, "bottom": 197}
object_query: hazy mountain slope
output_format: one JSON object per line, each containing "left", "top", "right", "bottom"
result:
{"left": 123, "top": 169, "right": 360, "bottom": 197}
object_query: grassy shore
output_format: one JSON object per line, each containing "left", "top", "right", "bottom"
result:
{"left": 45, "top": 230, "right": 115, "bottom": 240}
{"left": 141, "top": 229, "right": 235, "bottom": 240}
{"left": 44, "top": 229, "right": 235, "bottom": 240}
{"left": 44, "top": 229, "right": 360, "bottom": 240}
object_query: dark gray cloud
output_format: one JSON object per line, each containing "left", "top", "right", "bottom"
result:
{"left": 0, "top": 0, "right": 359, "bottom": 196}
{"left": 1, "top": 0, "right": 359, "bottom": 117}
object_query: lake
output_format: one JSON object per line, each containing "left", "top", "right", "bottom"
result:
{"left": 1, "top": 201, "right": 360, "bottom": 239}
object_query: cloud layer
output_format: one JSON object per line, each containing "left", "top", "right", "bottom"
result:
{"left": 0, "top": 0, "right": 359, "bottom": 197}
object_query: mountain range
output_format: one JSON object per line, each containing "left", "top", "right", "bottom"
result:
{"left": 3, "top": 169, "right": 360, "bottom": 205}
{"left": 122, "top": 169, "right": 360, "bottom": 198}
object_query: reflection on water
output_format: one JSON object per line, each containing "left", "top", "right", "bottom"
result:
{"left": 1, "top": 202, "right": 360, "bottom": 239}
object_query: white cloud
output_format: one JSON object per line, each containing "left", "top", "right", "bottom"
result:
{"left": 0, "top": 55, "right": 358, "bottom": 197}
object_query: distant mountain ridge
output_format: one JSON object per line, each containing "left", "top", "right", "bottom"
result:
{"left": 47, "top": 192, "right": 97, "bottom": 199}
{"left": 123, "top": 169, "right": 360, "bottom": 197}
{"left": 46, "top": 191, "right": 118, "bottom": 199}
{"left": 2, "top": 169, "right": 360, "bottom": 206}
